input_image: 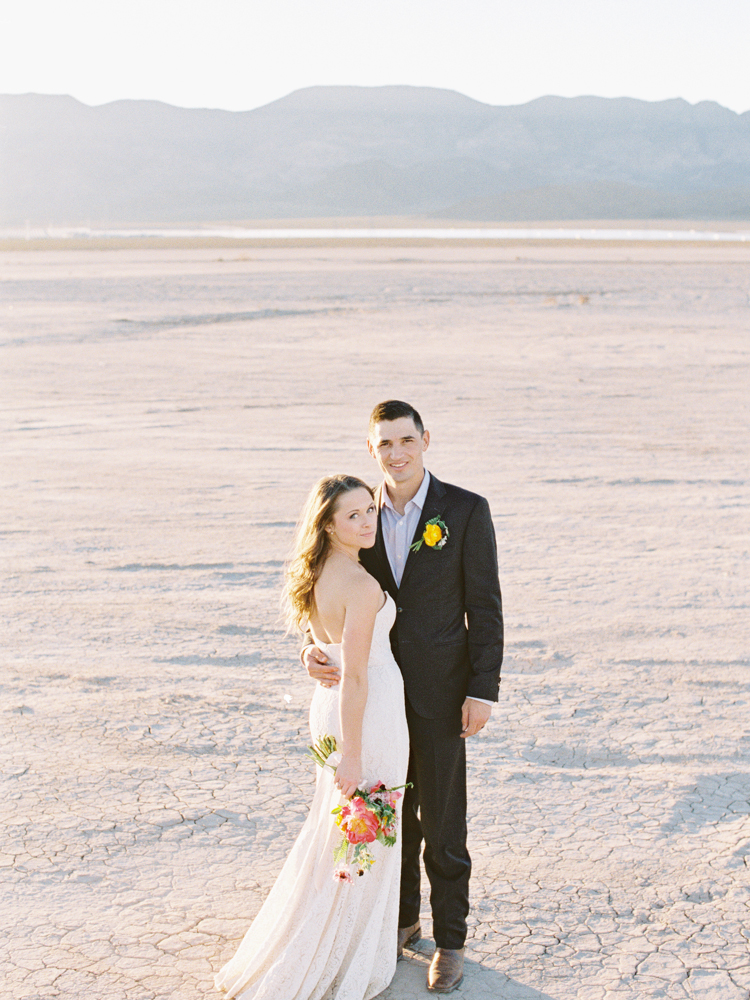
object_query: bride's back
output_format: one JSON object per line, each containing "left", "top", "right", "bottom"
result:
{"left": 309, "top": 551, "right": 379, "bottom": 646}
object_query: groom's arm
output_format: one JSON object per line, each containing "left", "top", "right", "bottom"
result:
{"left": 301, "top": 631, "right": 340, "bottom": 687}
{"left": 462, "top": 495, "right": 504, "bottom": 703}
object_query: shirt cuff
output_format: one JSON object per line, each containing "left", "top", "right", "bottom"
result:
{"left": 467, "top": 697, "right": 494, "bottom": 707}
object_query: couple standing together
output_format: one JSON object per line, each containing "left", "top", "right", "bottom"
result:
{"left": 216, "top": 400, "right": 504, "bottom": 999}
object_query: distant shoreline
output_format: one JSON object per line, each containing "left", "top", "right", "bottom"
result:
{"left": 2, "top": 219, "right": 749, "bottom": 251}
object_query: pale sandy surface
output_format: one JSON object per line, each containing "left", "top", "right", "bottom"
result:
{"left": 2, "top": 245, "right": 749, "bottom": 1000}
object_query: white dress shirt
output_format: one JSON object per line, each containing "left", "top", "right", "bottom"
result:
{"left": 379, "top": 471, "right": 492, "bottom": 709}
{"left": 380, "top": 470, "right": 431, "bottom": 588}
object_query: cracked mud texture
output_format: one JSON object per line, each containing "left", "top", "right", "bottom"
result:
{"left": 2, "top": 243, "right": 749, "bottom": 999}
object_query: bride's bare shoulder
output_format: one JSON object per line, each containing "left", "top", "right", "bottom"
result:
{"left": 348, "top": 563, "right": 383, "bottom": 605}
{"left": 319, "top": 555, "right": 381, "bottom": 606}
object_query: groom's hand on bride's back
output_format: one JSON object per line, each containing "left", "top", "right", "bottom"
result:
{"left": 302, "top": 644, "right": 341, "bottom": 687}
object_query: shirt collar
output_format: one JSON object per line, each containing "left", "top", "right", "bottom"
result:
{"left": 381, "top": 470, "right": 431, "bottom": 514}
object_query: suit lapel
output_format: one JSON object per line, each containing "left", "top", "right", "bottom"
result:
{"left": 398, "top": 473, "right": 447, "bottom": 591}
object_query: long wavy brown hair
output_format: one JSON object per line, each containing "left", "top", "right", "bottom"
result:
{"left": 283, "top": 474, "right": 374, "bottom": 632}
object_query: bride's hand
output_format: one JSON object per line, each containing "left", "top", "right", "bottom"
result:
{"left": 334, "top": 753, "right": 361, "bottom": 799}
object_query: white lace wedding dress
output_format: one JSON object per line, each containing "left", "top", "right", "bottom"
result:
{"left": 215, "top": 593, "right": 409, "bottom": 1000}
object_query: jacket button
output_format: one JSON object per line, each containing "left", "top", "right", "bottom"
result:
{"left": 397, "top": 607, "right": 403, "bottom": 613}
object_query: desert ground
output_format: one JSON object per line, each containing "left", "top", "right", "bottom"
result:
{"left": 2, "top": 242, "right": 749, "bottom": 1000}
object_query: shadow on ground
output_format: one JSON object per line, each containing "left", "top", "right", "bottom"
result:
{"left": 379, "top": 952, "right": 559, "bottom": 999}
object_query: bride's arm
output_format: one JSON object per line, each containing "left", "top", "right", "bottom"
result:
{"left": 334, "top": 576, "right": 381, "bottom": 798}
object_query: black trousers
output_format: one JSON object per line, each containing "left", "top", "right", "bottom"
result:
{"left": 398, "top": 702, "right": 471, "bottom": 950}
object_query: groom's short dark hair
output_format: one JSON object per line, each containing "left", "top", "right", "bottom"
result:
{"left": 369, "top": 400, "right": 424, "bottom": 435}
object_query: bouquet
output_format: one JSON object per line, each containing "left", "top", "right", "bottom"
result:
{"left": 307, "top": 734, "right": 410, "bottom": 884}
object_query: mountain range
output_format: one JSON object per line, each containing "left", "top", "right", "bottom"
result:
{"left": 2, "top": 86, "right": 750, "bottom": 225}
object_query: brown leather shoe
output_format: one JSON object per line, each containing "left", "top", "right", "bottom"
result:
{"left": 427, "top": 947, "right": 464, "bottom": 993}
{"left": 396, "top": 921, "right": 421, "bottom": 959}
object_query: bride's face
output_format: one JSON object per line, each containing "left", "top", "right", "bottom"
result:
{"left": 328, "top": 488, "right": 378, "bottom": 551}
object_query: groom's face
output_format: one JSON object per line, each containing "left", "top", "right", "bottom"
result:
{"left": 367, "top": 416, "right": 429, "bottom": 490}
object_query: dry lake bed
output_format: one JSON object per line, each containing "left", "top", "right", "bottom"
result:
{"left": 2, "top": 242, "right": 749, "bottom": 999}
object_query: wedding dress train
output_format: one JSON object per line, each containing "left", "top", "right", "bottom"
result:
{"left": 215, "top": 594, "right": 409, "bottom": 1000}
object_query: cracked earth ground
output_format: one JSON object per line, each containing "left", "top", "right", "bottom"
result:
{"left": 2, "top": 243, "right": 749, "bottom": 999}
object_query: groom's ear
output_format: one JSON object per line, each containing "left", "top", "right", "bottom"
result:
{"left": 366, "top": 436, "right": 376, "bottom": 458}
{"left": 422, "top": 430, "right": 430, "bottom": 452}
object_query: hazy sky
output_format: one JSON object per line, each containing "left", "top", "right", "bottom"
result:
{"left": 3, "top": 0, "right": 749, "bottom": 114}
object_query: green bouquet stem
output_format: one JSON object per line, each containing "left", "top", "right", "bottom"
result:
{"left": 306, "top": 735, "right": 412, "bottom": 795}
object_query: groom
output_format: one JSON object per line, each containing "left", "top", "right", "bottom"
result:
{"left": 304, "top": 400, "right": 503, "bottom": 994}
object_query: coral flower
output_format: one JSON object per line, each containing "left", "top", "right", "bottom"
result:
{"left": 337, "top": 797, "right": 380, "bottom": 843}
{"left": 423, "top": 524, "right": 443, "bottom": 547}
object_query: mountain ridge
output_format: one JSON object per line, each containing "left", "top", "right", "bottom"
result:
{"left": 2, "top": 86, "right": 749, "bottom": 224}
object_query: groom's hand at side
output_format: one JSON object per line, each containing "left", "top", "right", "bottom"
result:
{"left": 460, "top": 698, "right": 492, "bottom": 738}
{"left": 302, "top": 644, "right": 341, "bottom": 688}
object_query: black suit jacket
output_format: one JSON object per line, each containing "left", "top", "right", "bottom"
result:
{"left": 359, "top": 473, "right": 503, "bottom": 719}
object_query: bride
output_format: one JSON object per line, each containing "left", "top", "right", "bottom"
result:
{"left": 215, "top": 475, "right": 410, "bottom": 1000}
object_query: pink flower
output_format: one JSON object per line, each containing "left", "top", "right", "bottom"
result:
{"left": 368, "top": 784, "right": 401, "bottom": 808}
{"left": 337, "top": 796, "right": 380, "bottom": 844}
{"left": 333, "top": 866, "right": 353, "bottom": 884}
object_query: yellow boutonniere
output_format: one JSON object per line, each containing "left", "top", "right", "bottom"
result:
{"left": 410, "top": 516, "right": 449, "bottom": 553}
